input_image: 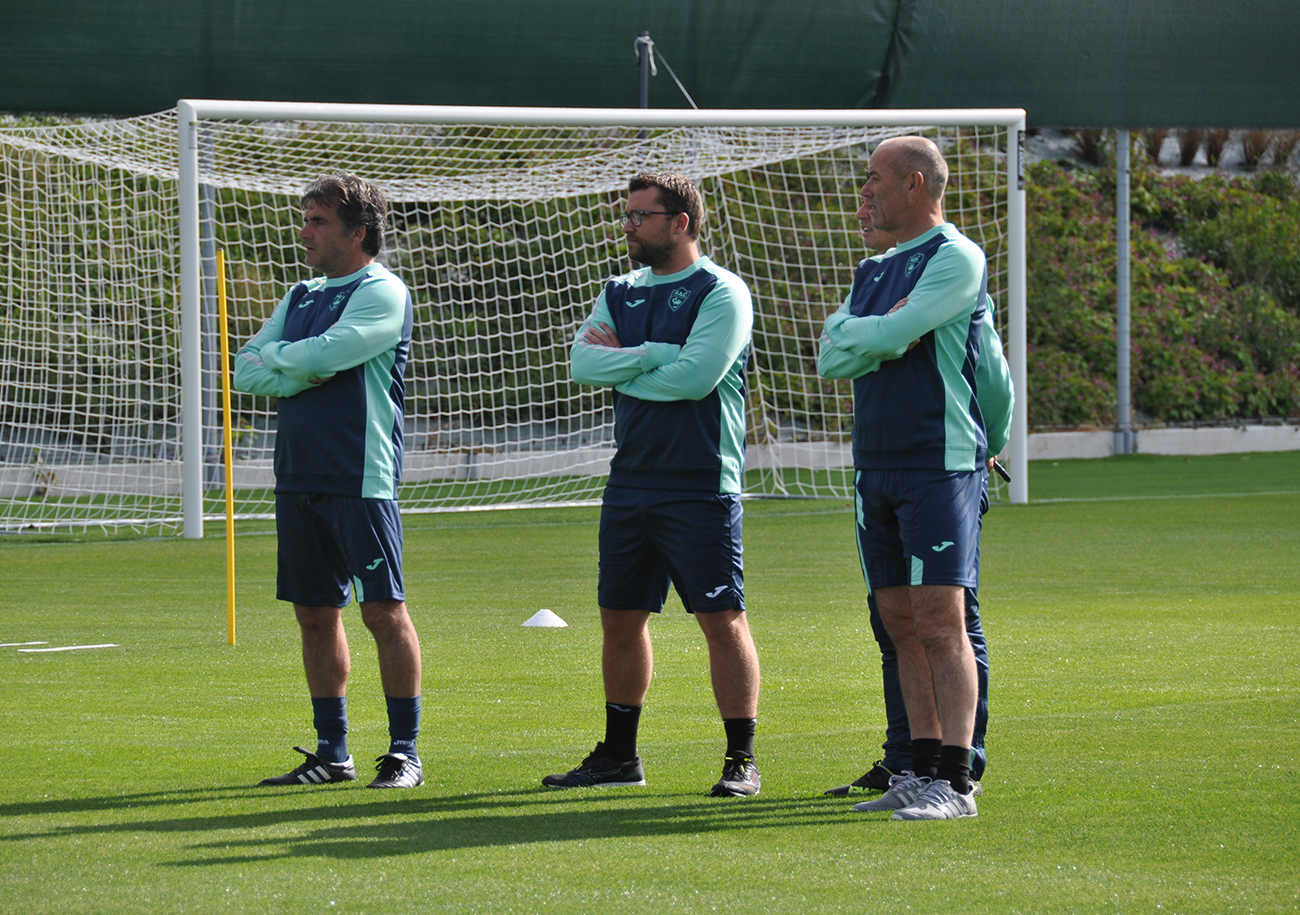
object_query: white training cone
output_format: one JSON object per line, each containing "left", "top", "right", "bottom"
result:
{"left": 522, "top": 608, "right": 568, "bottom": 628}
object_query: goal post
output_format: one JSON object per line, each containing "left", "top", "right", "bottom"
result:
{"left": 1, "top": 102, "right": 1026, "bottom": 537}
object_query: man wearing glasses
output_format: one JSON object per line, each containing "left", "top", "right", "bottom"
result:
{"left": 543, "top": 172, "right": 761, "bottom": 797}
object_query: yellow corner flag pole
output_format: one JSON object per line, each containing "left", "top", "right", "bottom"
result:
{"left": 216, "top": 250, "right": 237, "bottom": 646}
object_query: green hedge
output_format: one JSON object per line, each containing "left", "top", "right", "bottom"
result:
{"left": 1027, "top": 160, "right": 1300, "bottom": 426}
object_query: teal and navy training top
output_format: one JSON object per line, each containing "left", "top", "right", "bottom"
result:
{"left": 232, "top": 263, "right": 412, "bottom": 500}
{"left": 817, "top": 224, "right": 996, "bottom": 472}
{"left": 571, "top": 256, "right": 752, "bottom": 494}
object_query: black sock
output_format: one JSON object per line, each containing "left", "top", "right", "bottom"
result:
{"left": 938, "top": 744, "right": 972, "bottom": 794}
{"left": 723, "top": 717, "right": 757, "bottom": 759}
{"left": 311, "top": 696, "right": 349, "bottom": 764}
{"left": 385, "top": 695, "right": 421, "bottom": 763}
{"left": 603, "top": 702, "right": 642, "bottom": 761}
{"left": 911, "top": 738, "right": 942, "bottom": 780}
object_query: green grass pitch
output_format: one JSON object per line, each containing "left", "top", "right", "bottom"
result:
{"left": 1, "top": 452, "right": 1297, "bottom": 913}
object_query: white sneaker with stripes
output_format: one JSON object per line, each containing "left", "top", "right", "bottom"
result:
{"left": 891, "top": 778, "right": 979, "bottom": 820}
{"left": 259, "top": 745, "right": 357, "bottom": 786}
{"left": 852, "top": 771, "right": 931, "bottom": 812}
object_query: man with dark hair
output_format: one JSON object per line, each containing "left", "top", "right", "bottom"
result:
{"left": 821, "top": 215, "right": 1013, "bottom": 800}
{"left": 234, "top": 171, "right": 425, "bottom": 790}
{"left": 815, "top": 137, "right": 992, "bottom": 819}
{"left": 303, "top": 172, "right": 387, "bottom": 258}
{"left": 543, "top": 172, "right": 762, "bottom": 797}
{"left": 627, "top": 172, "right": 706, "bottom": 241}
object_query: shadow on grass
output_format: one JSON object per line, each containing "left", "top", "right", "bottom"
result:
{"left": 0, "top": 784, "right": 873, "bottom": 861}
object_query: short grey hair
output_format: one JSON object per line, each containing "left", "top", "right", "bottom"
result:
{"left": 878, "top": 136, "right": 948, "bottom": 201}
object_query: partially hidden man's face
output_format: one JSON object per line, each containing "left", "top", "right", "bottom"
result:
{"left": 300, "top": 198, "right": 364, "bottom": 278}
{"left": 856, "top": 210, "right": 897, "bottom": 252}
{"left": 623, "top": 187, "right": 681, "bottom": 270}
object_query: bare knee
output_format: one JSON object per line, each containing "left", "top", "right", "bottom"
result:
{"left": 909, "top": 586, "right": 967, "bottom": 651}
{"left": 600, "top": 608, "right": 651, "bottom": 647}
{"left": 360, "top": 599, "right": 410, "bottom": 638}
{"left": 874, "top": 587, "right": 918, "bottom": 646}
{"left": 695, "top": 608, "right": 751, "bottom": 649}
{"left": 295, "top": 604, "right": 343, "bottom": 637}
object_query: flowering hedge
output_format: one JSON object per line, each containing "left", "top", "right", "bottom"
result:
{"left": 1026, "top": 161, "right": 1300, "bottom": 426}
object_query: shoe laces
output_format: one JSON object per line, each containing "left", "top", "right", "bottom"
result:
{"left": 288, "top": 746, "right": 326, "bottom": 773}
{"left": 722, "top": 755, "right": 756, "bottom": 780}
{"left": 374, "top": 753, "right": 411, "bottom": 779}
{"left": 915, "top": 778, "right": 956, "bottom": 804}
{"left": 579, "top": 743, "right": 617, "bottom": 768}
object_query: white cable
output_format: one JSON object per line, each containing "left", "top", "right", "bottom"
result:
{"left": 633, "top": 35, "right": 700, "bottom": 110}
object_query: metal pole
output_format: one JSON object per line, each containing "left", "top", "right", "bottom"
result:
{"left": 1007, "top": 121, "right": 1029, "bottom": 503}
{"left": 179, "top": 101, "right": 204, "bottom": 538}
{"left": 201, "top": 134, "right": 220, "bottom": 490}
{"left": 1115, "top": 129, "right": 1133, "bottom": 456}
{"left": 638, "top": 31, "right": 650, "bottom": 109}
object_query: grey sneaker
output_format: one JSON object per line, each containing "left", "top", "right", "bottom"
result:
{"left": 891, "top": 778, "right": 978, "bottom": 820}
{"left": 259, "top": 746, "right": 357, "bottom": 786}
{"left": 825, "top": 759, "right": 896, "bottom": 797}
{"left": 709, "top": 754, "right": 761, "bottom": 797}
{"left": 367, "top": 752, "right": 424, "bottom": 788}
{"left": 852, "top": 771, "right": 930, "bottom": 812}
{"left": 542, "top": 742, "right": 646, "bottom": 788}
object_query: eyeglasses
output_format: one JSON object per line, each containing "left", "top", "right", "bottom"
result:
{"left": 617, "top": 209, "right": 679, "bottom": 227}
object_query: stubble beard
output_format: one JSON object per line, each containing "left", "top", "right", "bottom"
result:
{"left": 628, "top": 235, "right": 675, "bottom": 271}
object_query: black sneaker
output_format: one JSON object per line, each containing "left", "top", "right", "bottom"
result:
{"left": 259, "top": 746, "right": 357, "bottom": 786}
{"left": 710, "top": 754, "right": 761, "bottom": 797}
{"left": 367, "top": 752, "right": 424, "bottom": 788}
{"left": 824, "top": 759, "right": 896, "bottom": 797}
{"left": 542, "top": 742, "right": 646, "bottom": 788}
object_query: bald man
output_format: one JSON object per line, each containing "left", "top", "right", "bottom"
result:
{"left": 817, "top": 137, "right": 993, "bottom": 820}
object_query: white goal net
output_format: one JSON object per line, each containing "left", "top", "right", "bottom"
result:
{"left": 0, "top": 103, "right": 1024, "bottom": 536}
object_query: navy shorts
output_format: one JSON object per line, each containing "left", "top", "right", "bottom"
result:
{"left": 275, "top": 492, "right": 405, "bottom": 607}
{"left": 854, "top": 468, "right": 984, "bottom": 592}
{"left": 598, "top": 485, "right": 745, "bottom": 614}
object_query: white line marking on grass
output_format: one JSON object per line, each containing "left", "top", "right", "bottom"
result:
{"left": 18, "top": 644, "right": 120, "bottom": 653}
{"left": 0, "top": 641, "right": 48, "bottom": 647}
{"left": 1031, "top": 488, "right": 1300, "bottom": 504}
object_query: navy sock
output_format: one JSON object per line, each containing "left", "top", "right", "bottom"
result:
{"left": 938, "top": 744, "right": 972, "bottom": 795}
{"left": 723, "top": 717, "right": 757, "bottom": 759}
{"left": 911, "top": 738, "right": 942, "bottom": 780}
{"left": 311, "top": 696, "right": 349, "bottom": 763}
{"left": 386, "top": 695, "right": 421, "bottom": 763}
{"left": 603, "top": 702, "right": 642, "bottom": 762}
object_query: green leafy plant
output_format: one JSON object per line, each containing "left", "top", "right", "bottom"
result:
{"left": 1026, "top": 160, "right": 1300, "bottom": 426}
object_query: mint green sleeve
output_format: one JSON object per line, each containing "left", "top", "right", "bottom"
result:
{"left": 614, "top": 274, "right": 752, "bottom": 402}
{"left": 977, "top": 301, "right": 1015, "bottom": 455}
{"left": 822, "top": 243, "right": 984, "bottom": 359}
{"left": 570, "top": 290, "right": 682, "bottom": 387}
{"left": 818, "top": 292, "right": 883, "bottom": 379}
{"left": 232, "top": 293, "right": 316, "bottom": 398}
{"left": 258, "top": 275, "right": 405, "bottom": 383}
